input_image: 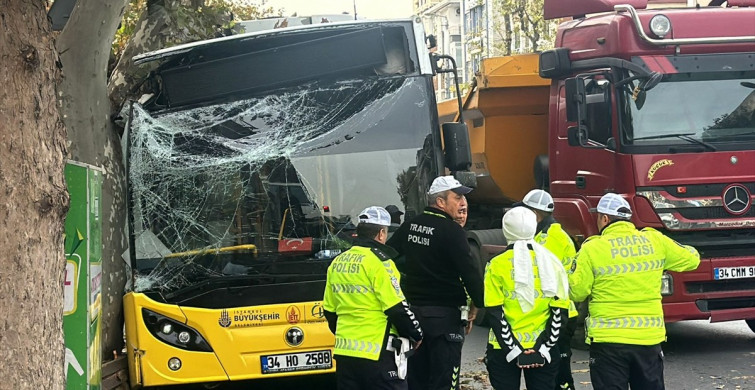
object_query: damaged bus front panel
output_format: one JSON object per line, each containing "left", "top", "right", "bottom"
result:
{"left": 123, "top": 20, "right": 442, "bottom": 387}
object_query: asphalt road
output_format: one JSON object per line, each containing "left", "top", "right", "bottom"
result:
{"left": 459, "top": 320, "right": 755, "bottom": 390}
{"left": 192, "top": 319, "right": 753, "bottom": 390}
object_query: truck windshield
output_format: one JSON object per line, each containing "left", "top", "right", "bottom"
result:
{"left": 128, "top": 36, "right": 438, "bottom": 296}
{"left": 622, "top": 71, "right": 755, "bottom": 149}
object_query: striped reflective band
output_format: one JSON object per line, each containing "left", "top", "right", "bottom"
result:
{"left": 334, "top": 337, "right": 381, "bottom": 354}
{"left": 594, "top": 259, "right": 664, "bottom": 276}
{"left": 587, "top": 316, "right": 664, "bottom": 329}
{"left": 514, "top": 331, "right": 542, "bottom": 343}
{"left": 423, "top": 210, "right": 448, "bottom": 219}
{"left": 330, "top": 284, "right": 374, "bottom": 294}
{"left": 502, "top": 289, "right": 544, "bottom": 299}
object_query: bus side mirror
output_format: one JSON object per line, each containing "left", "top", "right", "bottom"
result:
{"left": 442, "top": 122, "right": 472, "bottom": 172}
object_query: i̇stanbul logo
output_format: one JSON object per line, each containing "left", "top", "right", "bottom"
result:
{"left": 218, "top": 309, "right": 232, "bottom": 328}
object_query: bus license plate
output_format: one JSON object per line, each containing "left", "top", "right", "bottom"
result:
{"left": 714, "top": 266, "right": 755, "bottom": 280}
{"left": 261, "top": 350, "right": 332, "bottom": 374}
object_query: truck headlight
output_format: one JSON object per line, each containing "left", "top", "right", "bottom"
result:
{"left": 661, "top": 273, "right": 673, "bottom": 296}
{"left": 649, "top": 15, "right": 671, "bottom": 38}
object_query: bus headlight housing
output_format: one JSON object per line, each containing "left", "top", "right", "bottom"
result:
{"left": 661, "top": 273, "right": 673, "bottom": 296}
{"left": 649, "top": 15, "right": 671, "bottom": 38}
{"left": 142, "top": 309, "right": 213, "bottom": 352}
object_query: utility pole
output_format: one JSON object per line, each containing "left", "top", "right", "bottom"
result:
{"left": 353, "top": 0, "right": 358, "bottom": 20}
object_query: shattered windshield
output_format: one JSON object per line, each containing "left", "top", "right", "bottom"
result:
{"left": 129, "top": 76, "right": 439, "bottom": 294}
{"left": 622, "top": 70, "right": 755, "bottom": 148}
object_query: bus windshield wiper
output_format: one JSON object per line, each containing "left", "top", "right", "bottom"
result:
{"left": 632, "top": 133, "right": 717, "bottom": 151}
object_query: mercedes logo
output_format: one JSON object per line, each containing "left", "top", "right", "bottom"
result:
{"left": 722, "top": 184, "right": 751, "bottom": 215}
{"left": 285, "top": 326, "right": 304, "bottom": 347}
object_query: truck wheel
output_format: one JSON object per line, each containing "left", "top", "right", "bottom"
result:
{"left": 746, "top": 319, "right": 755, "bottom": 333}
{"left": 468, "top": 241, "right": 488, "bottom": 327}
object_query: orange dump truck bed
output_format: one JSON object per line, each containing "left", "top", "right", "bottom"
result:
{"left": 438, "top": 54, "right": 550, "bottom": 205}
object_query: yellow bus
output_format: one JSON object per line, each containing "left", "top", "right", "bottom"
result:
{"left": 123, "top": 18, "right": 444, "bottom": 387}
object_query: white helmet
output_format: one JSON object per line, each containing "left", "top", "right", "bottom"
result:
{"left": 522, "top": 189, "right": 554, "bottom": 213}
{"left": 502, "top": 207, "right": 537, "bottom": 242}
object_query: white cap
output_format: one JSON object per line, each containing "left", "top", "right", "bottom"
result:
{"left": 522, "top": 189, "right": 554, "bottom": 212}
{"left": 502, "top": 207, "right": 537, "bottom": 242}
{"left": 428, "top": 175, "right": 473, "bottom": 195}
{"left": 358, "top": 206, "right": 392, "bottom": 227}
{"left": 597, "top": 193, "right": 632, "bottom": 219}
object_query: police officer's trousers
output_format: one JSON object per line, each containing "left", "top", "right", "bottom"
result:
{"left": 335, "top": 348, "right": 407, "bottom": 390}
{"left": 554, "top": 315, "right": 578, "bottom": 390}
{"left": 485, "top": 344, "right": 560, "bottom": 390}
{"left": 406, "top": 306, "right": 465, "bottom": 390}
{"left": 589, "top": 342, "right": 665, "bottom": 390}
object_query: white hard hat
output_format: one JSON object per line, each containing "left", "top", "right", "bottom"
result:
{"left": 597, "top": 193, "right": 632, "bottom": 219}
{"left": 522, "top": 189, "right": 554, "bottom": 213}
{"left": 358, "top": 206, "right": 392, "bottom": 227}
{"left": 502, "top": 207, "right": 537, "bottom": 242}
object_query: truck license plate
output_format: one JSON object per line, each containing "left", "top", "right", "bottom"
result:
{"left": 713, "top": 266, "right": 755, "bottom": 280}
{"left": 261, "top": 350, "right": 332, "bottom": 374}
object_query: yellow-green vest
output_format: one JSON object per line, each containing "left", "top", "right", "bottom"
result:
{"left": 323, "top": 245, "right": 405, "bottom": 360}
{"left": 484, "top": 249, "right": 571, "bottom": 349}
{"left": 569, "top": 221, "right": 700, "bottom": 345}
{"left": 536, "top": 221, "right": 578, "bottom": 317}
{"left": 535, "top": 222, "right": 577, "bottom": 271}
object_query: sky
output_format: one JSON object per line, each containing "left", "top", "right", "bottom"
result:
{"left": 260, "top": 0, "right": 414, "bottom": 20}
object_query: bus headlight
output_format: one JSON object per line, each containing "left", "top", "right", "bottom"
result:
{"left": 161, "top": 323, "right": 173, "bottom": 335}
{"left": 661, "top": 273, "right": 673, "bottom": 296}
{"left": 142, "top": 309, "right": 213, "bottom": 352}
{"left": 649, "top": 15, "right": 671, "bottom": 38}
{"left": 178, "top": 331, "right": 191, "bottom": 344}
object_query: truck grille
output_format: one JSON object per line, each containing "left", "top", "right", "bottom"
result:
{"left": 665, "top": 228, "right": 755, "bottom": 258}
{"left": 637, "top": 183, "right": 755, "bottom": 231}
{"left": 695, "top": 297, "right": 755, "bottom": 312}
{"left": 676, "top": 207, "right": 755, "bottom": 220}
{"left": 686, "top": 279, "right": 755, "bottom": 294}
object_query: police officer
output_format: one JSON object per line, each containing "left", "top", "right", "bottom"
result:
{"left": 520, "top": 189, "right": 578, "bottom": 390}
{"left": 569, "top": 193, "right": 700, "bottom": 390}
{"left": 323, "top": 206, "right": 424, "bottom": 390}
{"left": 387, "top": 175, "right": 485, "bottom": 390}
{"left": 484, "top": 207, "right": 570, "bottom": 390}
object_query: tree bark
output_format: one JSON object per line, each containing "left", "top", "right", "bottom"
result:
{"left": 57, "top": 0, "right": 131, "bottom": 360}
{"left": 0, "top": 2, "right": 69, "bottom": 388}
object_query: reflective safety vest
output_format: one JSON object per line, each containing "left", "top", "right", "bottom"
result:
{"left": 484, "top": 249, "right": 571, "bottom": 349}
{"left": 323, "top": 245, "right": 405, "bottom": 360}
{"left": 536, "top": 221, "right": 578, "bottom": 317}
{"left": 535, "top": 222, "right": 577, "bottom": 271}
{"left": 569, "top": 221, "right": 700, "bottom": 345}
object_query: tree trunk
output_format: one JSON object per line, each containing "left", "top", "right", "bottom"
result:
{"left": 56, "top": 0, "right": 131, "bottom": 361}
{"left": 503, "top": 14, "right": 513, "bottom": 56}
{"left": 0, "top": 3, "right": 69, "bottom": 388}
{"left": 109, "top": 0, "right": 207, "bottom": 109}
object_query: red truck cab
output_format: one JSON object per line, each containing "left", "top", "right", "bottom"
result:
{"left": 539, "top": 0, "right": 755, "bottom": 329}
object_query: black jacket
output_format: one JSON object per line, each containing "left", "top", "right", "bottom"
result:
{"left": 387, "top": 207, "right": 484, "bottom": 307}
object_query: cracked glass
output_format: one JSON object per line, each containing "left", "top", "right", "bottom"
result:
{"left": 127, "top": 23, "right": 440, "bottom": 304}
